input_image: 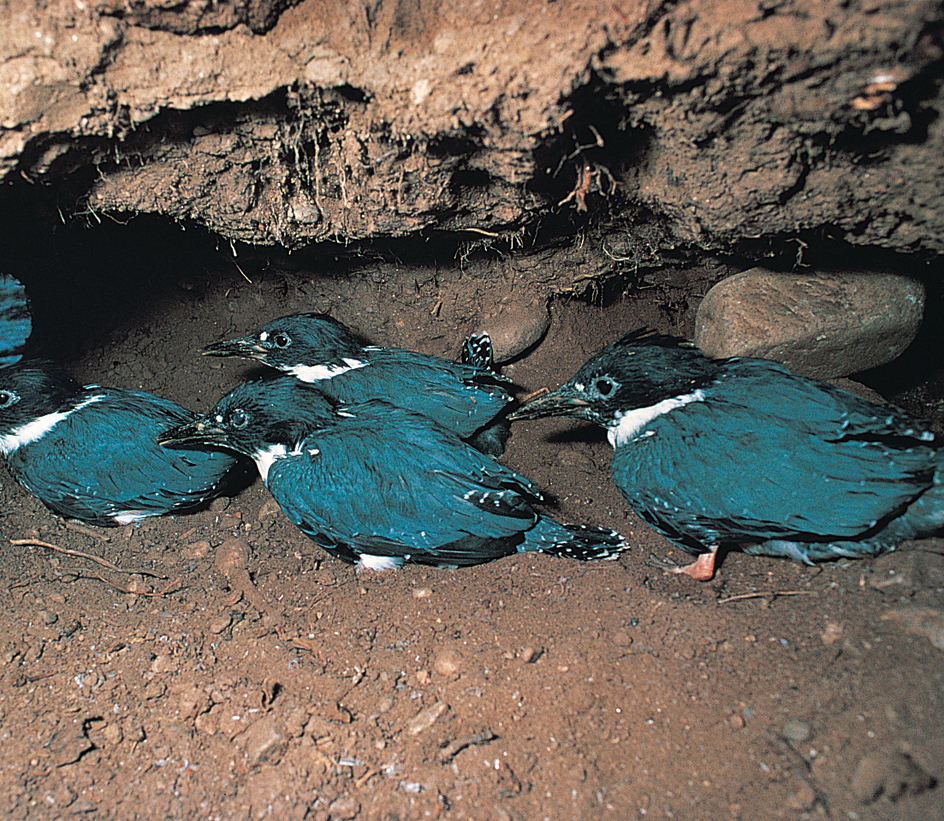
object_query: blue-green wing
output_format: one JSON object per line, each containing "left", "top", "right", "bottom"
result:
{"left": 266, "top": 402, "right": 537, "bottom": 566}
{"left": 613, "top": 362, "right": 937, "bottom": 549}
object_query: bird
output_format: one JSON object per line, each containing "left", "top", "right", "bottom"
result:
{"left": 202, "top": 313, "right": 513, "bottom": 456}
{"left": 159, "top": 376, "right": 628, "bottom": 570}
{"left": 0, "top": 358, "right": 254, "bottom": 526}
{"left": 0, "top": 274, "right": 31, "bottom": 368}
{"left": 510, "top": 328, "right": 944, "bottom": 581}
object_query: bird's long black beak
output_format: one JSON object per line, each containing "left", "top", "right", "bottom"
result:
{"left": 159, "top": 418, "right": 231, "bottom": 450}
{"left": 202, "top": 336, "right": 266, "bottom": 359}
{"left": 508, "top": 387, "right": 591, "bottom": 421}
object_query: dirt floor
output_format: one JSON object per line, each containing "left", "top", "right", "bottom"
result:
{"left": 0, "top": 222, "right": 941, "bottom": 821}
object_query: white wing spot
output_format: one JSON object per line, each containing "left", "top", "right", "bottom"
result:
{"left": 356, "top": 554, "right": 403, "bottom": 572}
{"left": 113, "top": 510, "right": 150, "bottom": 525}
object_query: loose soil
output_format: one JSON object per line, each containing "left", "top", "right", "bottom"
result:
{"left": 0, "top": 225, "right": 942, "bottom": 820}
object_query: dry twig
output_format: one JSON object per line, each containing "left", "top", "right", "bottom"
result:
{"left": 10, "top": 538, "right": 166, "bottom": 578}
{"left": 438, "top": 730, "right": 498, "bottom": 763}
{"left": 717, "top": 590, "right": 815, "bottom": 605}
{"left": 519, "top": 387, "right": 550, "bottom": 404}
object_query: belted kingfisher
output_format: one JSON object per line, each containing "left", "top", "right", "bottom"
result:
{"left": 0, "top": 274, "right": 31, "bottom": 368}
{"left": 0, "top": 359, "right": 253, "bottom": 526}
{"left": 202, "top": 313, "right": 513, "bottom": 456}
{"left": 511, "top": 329, "right": 944, "bottom": 581}
{"left": 160, "top": 376, "right": 628, "bottom": 570}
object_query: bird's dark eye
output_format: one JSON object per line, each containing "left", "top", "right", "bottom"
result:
{"left": 0, "top": 389, "right": 17, "bottom": 408}
{"left": 230, "top": 410, "right": 249, "bottom": 429}
{"left": 593, "top": 377, "right": 615, "bottom": 397}
{"left": 272, "top": 332, "right": 291, "bottom": 349}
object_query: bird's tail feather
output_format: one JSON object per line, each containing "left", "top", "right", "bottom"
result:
{"left": 461, "top": 333, "right": 496, "bottom": 371}
{"left": 886, "top": 453, "right": 944, "bottom": 539}
{"left": 750, "top": 454, "right": 944, "bottom": 564}
{"left": 521, "top": 519, "right": 629, "bottom": 561}
{"left": 0, "top": 274, "right": 31, "bottom": 367}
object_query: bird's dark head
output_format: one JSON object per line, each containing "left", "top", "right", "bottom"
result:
{"left": 511, "top": 329, "right": 718, "bottom": 428}
{"left": 0, "top": 359, "right": 83, "bottom": 436}
{"left": 202, "top": 313, "right": 363, "bottom": 374}
{"left": 159, "top": 377, "right": 337, "bottom": 459}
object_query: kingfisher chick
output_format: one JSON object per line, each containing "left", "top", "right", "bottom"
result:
{"left": 0, "top": 274, "right": 31, "bottom": 368}
{"left": 511, "top": 329, "right": 944, "bottom": 581}
{"left": 0, "top": 359, "right": 253, "bottom": 526}
{"left": 160, "top": 377, "right": 628, "bottom": 570}
{"left": 203, "top": 313, "right": 513, "bottom": 456}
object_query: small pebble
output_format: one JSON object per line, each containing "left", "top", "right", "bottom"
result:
{"left": 612, "top": 630, "right": 634, "bottom": 648}
{"left": 241, "top": 716, "right": 286, "bottom": 765}
{"left": 150, "top": 653, "right": 176, "bottom": 674}
{"left": 304, "top": 715, "right": 335, "bottom": 738}
{"left": 176, "top": 686, "right": 210, "bottom": 719}
{"left": 519, "top": 646, "right": 542, "bottom": 664}
{"left": 782, "top": 719, "right": 811, "bottom": 743}
{"left": 208, "top": 496, "right": 231, "bottom": 513}
{"left": 214, "top": 538, "right": 250, "bottom": 579}
{"left": 820, "top": 621, "right": 843, "bottom": 645}
{"left": 102, "top": 723, "right": 123, "bottom": 746}
{"left": 327, "top": 796, "right": 361, "bottom": 820}
{"left": 184, "top": 540, "right": 211, "bottom": 560}
{"left": 785, "top": 782, "right": 816, "bottom": 812}
{"left": 432, "top": 648, "right": 464, "bottom": 679}
{"left": 208, "top": 614, "right": 233, "bottom": 635}
{"left": 406, "top": 701, "right": 449, "bottom": 736}
{"left": 256, "top": 499, "right": 282, "bottom": 521}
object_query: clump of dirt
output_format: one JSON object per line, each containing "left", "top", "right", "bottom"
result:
{"left": 0, "top": 221, "right": 942, "bottom": 820}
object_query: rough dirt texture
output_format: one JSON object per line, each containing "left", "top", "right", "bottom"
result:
{"left": 1, "top": 0, "right": 943, "bottom": 264}
{"left": 1, "top": 223, "right": 943, "bottom": 820}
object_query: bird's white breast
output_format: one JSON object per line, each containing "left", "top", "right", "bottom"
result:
{"left": 287, "top": 358, "right": 366, "bottom": 382}
{"left": 252, "top": 442, "right": 316, "bottom": 482}
{"left": 607, "top": 389, "right": 706, "bottom": 448}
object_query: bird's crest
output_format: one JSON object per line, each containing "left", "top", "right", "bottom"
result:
{"left": 610, "top": 328, "right": 699, "bottom": 353}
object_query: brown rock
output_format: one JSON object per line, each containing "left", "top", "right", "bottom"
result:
{"left": 476, "top": 294, "right": 550, "bottom": 364}
{"left": 850, "top": 750, "right": 933, "bottom": 803}
{"left": 695, "top": 268, "right": 925, "bottom": 378}
{"left": 870, "top": 545, "right": 944, "bottom": 595}
{"left": 239, "top": 716, "right": 287, "bottom": 766}
{"left": 406, "top": 701, "right": 449, "bottom": 736}
{"left": 432, "top": 647, "right": 465, "bottom": 679}
{"left": 882, "top": 605, "right": 944, "bottom": 650}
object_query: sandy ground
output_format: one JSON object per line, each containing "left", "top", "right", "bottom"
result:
{"left": 0, "top": 222, "right": 943, "bottom": 820}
